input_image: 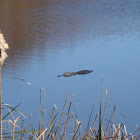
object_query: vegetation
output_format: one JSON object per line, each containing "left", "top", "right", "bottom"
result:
{"left": 0, "top": 30, "right": 9, "bottom": 140}
{"left": 0, "top": 89, "right": 139, "bottom": 140}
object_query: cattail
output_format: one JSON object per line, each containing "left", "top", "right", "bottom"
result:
{"left": 0, "top": 31, "right": 9, "bottom": 66}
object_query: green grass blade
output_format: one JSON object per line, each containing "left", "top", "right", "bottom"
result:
{"left": 99, "top": 102, "right": 102, "bottom": 140}
{"left": 99, "top": 77, "right": 103, "bottom": 140}
{"left": 2, "top": 102, "right": 22, "bottom": 120}
{"left": 102, "top": 89, "right": 108, "bottom": 125}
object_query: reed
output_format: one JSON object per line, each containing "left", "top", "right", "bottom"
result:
{"left": 0, "top": 30, "right": 9, "bottom": 139}
{"left": 1, "top": 89, "right": 140, "bottom": 140}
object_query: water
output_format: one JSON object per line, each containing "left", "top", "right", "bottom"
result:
{"left": 0, "top": 0, "right": 140, "bottom": 133}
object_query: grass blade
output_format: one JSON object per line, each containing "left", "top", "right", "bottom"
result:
{"left": 99, "top": 77, "right": 103, "bottom": 140}
{"left": 2, "top": 102, "right": 22, "bottom": 120}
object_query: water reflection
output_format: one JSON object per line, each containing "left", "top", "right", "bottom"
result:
{"left": 0, "top": 0, "right": 140, "bottom": 68}
{"left": 0, "top": 0, "right": 140, "bottom": 133}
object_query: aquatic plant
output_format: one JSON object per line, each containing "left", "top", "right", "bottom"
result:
{"left": 1, "top": 89, "right": 139, "bottom": 140}
{"left": 0, "top": 30, "right": 9, "bottom": 139}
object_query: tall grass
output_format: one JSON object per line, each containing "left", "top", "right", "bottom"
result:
{"left": 0, "top": 30, "right": 9, "bottom": 139}
{"left": 1, "top": 89, "right": 139, "bottom": 140}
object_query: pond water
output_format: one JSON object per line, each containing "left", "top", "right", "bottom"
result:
{"left": 0, "top": 0, "right": 140, "bottom": 133}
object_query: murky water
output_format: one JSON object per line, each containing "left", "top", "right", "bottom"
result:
{"left": 0, "top": 0, "right": 140, "bottom": 133}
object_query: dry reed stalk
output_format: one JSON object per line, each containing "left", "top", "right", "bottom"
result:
{"left": 64, "top": 95, "right": 74, "bottom": 140}
{"left": 124, "top": 125, "right": 127, "bottom": 136}
{"left": 115, "top": 124, "right": 121, "bottom": 139}
{"left": 38, "top": 89, "right": 47, "bottom": 139}
{"left": 129, "top": 135, "right": 135, "bottom": 140}
{"left": 84, "top": 104, "right": 94, "bottom": 138}
{"left": 39, "top": 90, "right": 42, "bottom": 132}
{"left": 92, "top": 114, "right": 98, "bottom": 132}
{"left": 71, "top": 114, "right": 76, "bottom": 133}
{"left": 19, "top": 120, "right": 24, "bottom": 139}
{"left": 36, "top": 127, "right": 48, "bottom": 140}
{"left": 58, "top": 91, "right": 70, "bottom": 127}
{"left": 46, "top": 107, "right": 54, "bottom": 140}
{"left": 64, "top": 101, "right": 72, "bottom": 140}
{"left": 34, "top": 130, "right": 38, "bottom": 139}
{"left": 51, "top": 134, "right": 56, "bottom": 140}
{"left": 98, "top": 76, "right": 103, "bottom": 140}
{"left": 105, "top": 124, "right": 113, "bottom": 138}
{"left": 6, "top": 119, "right": 37, "bottom": 140}
{"left": 12, "top": 117, "right": 20, "bottom": 140}
{"left": 55, "top": 91, "right": 70, "bottom": 138}
{"left": 132, "top": 127, "right": 140, "bottom": 136}
{"left": 122, "top": 125, "right": 128, "bottom": 139}
{"left": 0, "top": 71, "right": 1, "bottom": 140}
{"left": 89, "top": 127, "right": 93, "bottom": 140}
{"left": 135, "top": 135, "right": 140, "bottom": 140}
{"left": 0, "top": 31, "right": 9, "bottom": 140}
{"left": 104, "top": 105, "right": 116, "bottom": 137}
{"left": 72, "top": 122, "right": 81, "bottom": 140}
{"left": 114, "top": 123, "right": 124, "bottom": 139}
{"left": 55, "top": 90, "right": 70, "bottom": 138}
{"left": 7, "top": 117, "right": 20, "bottom": 140}
{"left": 7, "top": 108, "right": 15, "bottom": 120}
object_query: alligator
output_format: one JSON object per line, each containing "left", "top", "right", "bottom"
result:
{"left": 58, "top": 70, "right": 93, "bottom": 77}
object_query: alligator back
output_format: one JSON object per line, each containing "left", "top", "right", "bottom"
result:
{"left": 76, "top": 70, "right": 93, "bottom": 75}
